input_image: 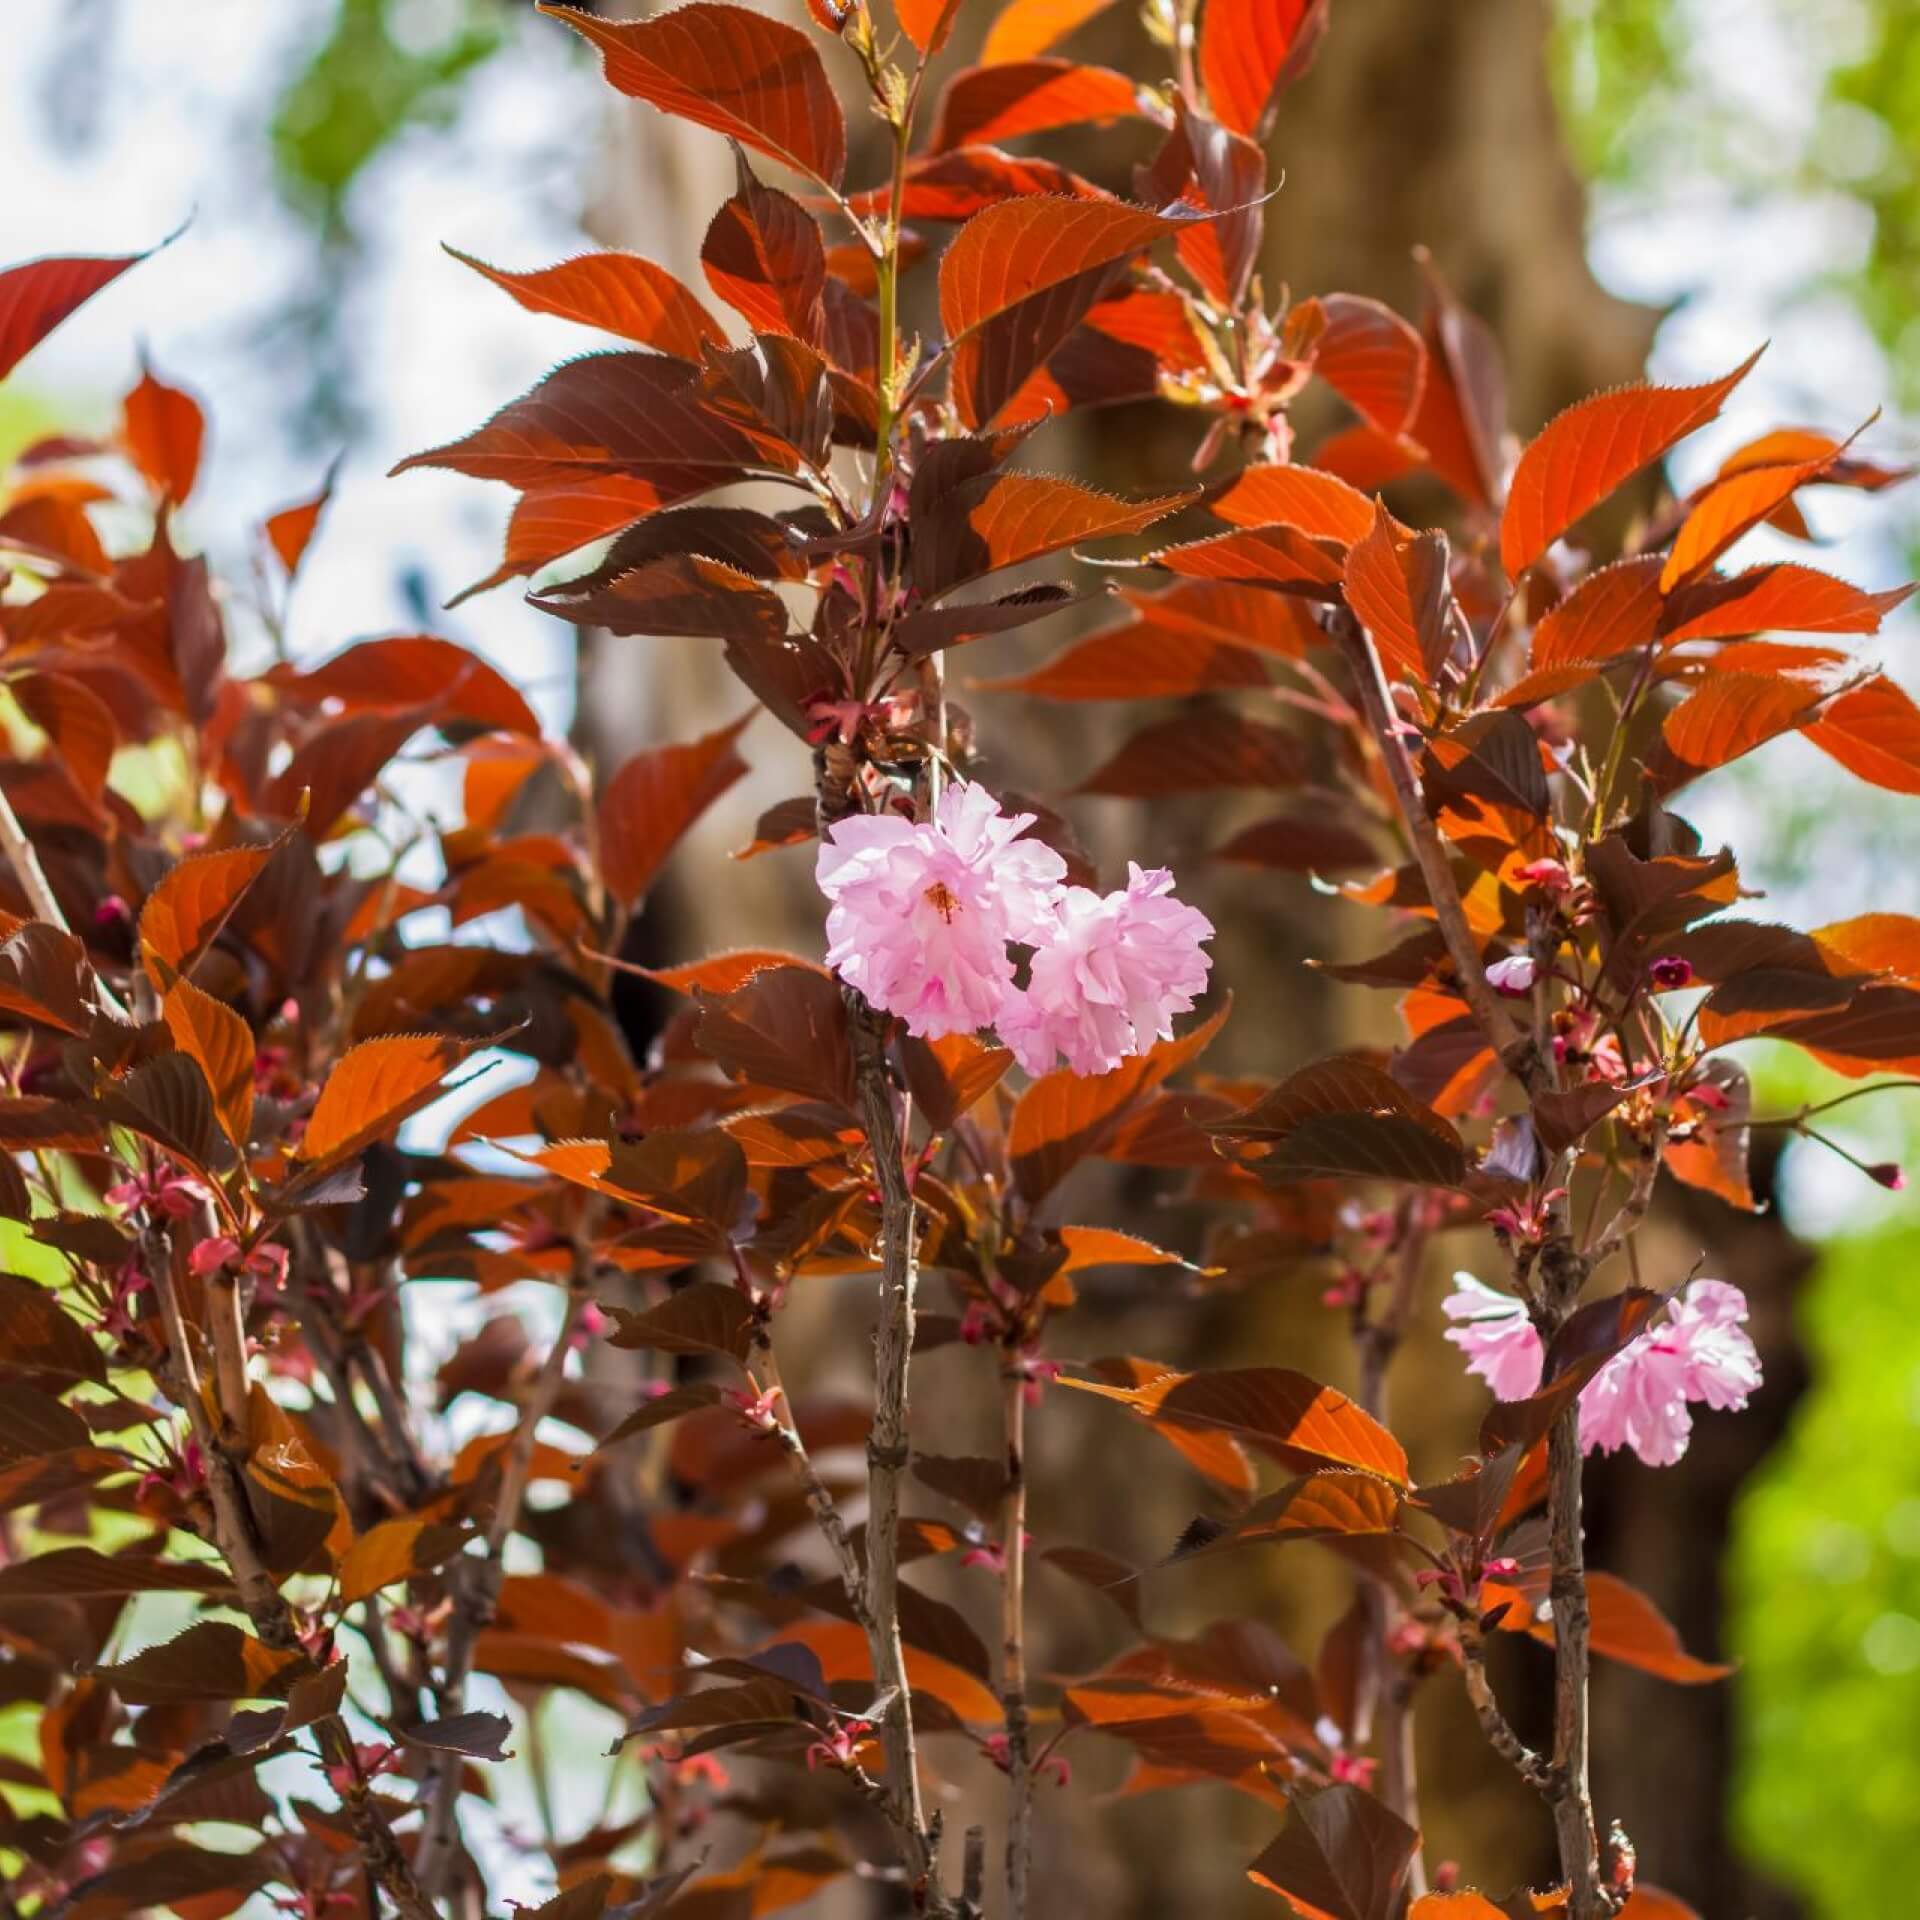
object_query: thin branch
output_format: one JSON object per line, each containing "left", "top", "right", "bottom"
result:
{"left": 999, "top": 1367, "right": 1032, "bottom": 1920}
{"left": 757, "top": 1333, "right": 867, "bottom": 1612}
{"left": 850, "top": 997, "right": 941, "bottom": 1901}
{"left": 1458, "top": 1617, "right": 1554, "bottom": 1795}
{"left": 1329, "top": 610, "right": 1539, "bottom": 1092}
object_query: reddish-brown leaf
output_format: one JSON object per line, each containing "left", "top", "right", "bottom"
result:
{"left": 1300, "top": 292, "right": 1427, "bottom": 435}
{"left": 263, "top": 707, "right": 431, "bottom": 839}
{"left": 701, "top": 164, "right": 827, "bottom": 346}
{"left": 1010, "top": 1001, "right": 1229, "bottom": 1201}
{"left": 1803, "top": 674, "right": 1920, "bottom": 794}
{"left": 1499, "top": 1569, "right": 1732, "bottom": 1685}
{"left": 973, "top": 617, "right": 1270, "bottom": 701}
{"left": 1076, "top": 709, "right": 1305, "bottom": 796}
{"left": 446, "top": 245, "right": 724, "bottom": 359}
{"left": 895, "top": 0, "right": 963, "bottom": 55}
{"left": 533, "top": 552, "right": 790, "bottom": 643}
{"left": 1067, "top": 1362, "right": 1407, "bottom": 1484}
{"left": 0, "top": 248, "right": 148, "bottom": 381}
{"left": 694, "top": 963, "right": 857, "bottom": 1109}
{"left": 391, "top": 352, "right": 774, "bottom": 491}
{"left": 1342, "top": 497, "right": 1454, "bottom": 681}
{"left": 539, "top": 0, "right": 847, "bottom": 188}
{"left": 598, "top": 715, "right": 752, "bottom": 906}
{"left": 274, "top": 635, "right": 541, "bottom": 738}
{"left": 1199, "top": 0, "right": 1329, "bottom": 138}
{"left": 1214, "top": 813, "right": 1381, "bottom": 872}
{"left": 11, "top": 671, "right": 118, "bottom": 804}
{"left": 447, "top": 477, "right": 664, "bottom": 605}
{"left": 1501, "top": 348, "right": 1763, "bottom": 578}
{"left": 930, "top": 60, "right": 1142, "bottom": 151}
{"left": 120, "top": 358, "right": 206, "bottom": 503}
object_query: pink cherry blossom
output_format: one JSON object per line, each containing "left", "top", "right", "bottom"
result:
{"left": 816, "top": 780, "right": 1067, "bottom": 1041}
{"left": 1441, "top": 1272, "right": 1761, "bottom": 1468}
{"left": 1577, "top": 1278, "right": 1761, "bottom": 1466}
{"left": 1441, "top": 1271, "right": 1548, "bottom": 1400}
{"left": 995, "top": 864, "right": 1214, "bottom": 1077}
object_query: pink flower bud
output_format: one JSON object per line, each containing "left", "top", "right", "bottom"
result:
{"left": 189, "top": 1235, "right": 241, "bottom": 1277}
{"left": 1868, "top": 1162, "right": 1907, "bottom": 1191}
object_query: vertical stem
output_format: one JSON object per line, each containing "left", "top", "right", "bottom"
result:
{"left": 1000, "top": 1369, "right": 1032, "bottom": 1918}
{"left": 852, "top": 1004, "right": 936, "bottom": 1887}
{"left": 1546, "top": 1398, "right": 1604, "bottom": 1917}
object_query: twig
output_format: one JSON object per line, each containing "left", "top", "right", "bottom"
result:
{"left": 1328, "top": 610, "right": 1539, "bottom": 1092}
{"left": 1458, "top": 1616, "right": 1553, "bottom": 1794}
{"left": 999, "top": 1367, "right": 1032, "bottom": 1920}
{"left": 757, "top": 1334, "right": 867, "bottom": 1611}
{"left": 850, "top": 998, "right": 941, "bottom": 1901}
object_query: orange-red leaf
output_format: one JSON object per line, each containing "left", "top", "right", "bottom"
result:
{"left": 1150, "top": 524, "right": 1345, "bottom": 592}
{"left": 930, "top": 60, "right": 1142, "bottom": 151}
{"left": 1208, "top": 463, "right": 1375, "bottom": 545}
{"left": 1301, "top": 292, "right": 1427, "bottom": 435}
{"left": 120, "top": 359, "right": 206, "bottom": 504}
{"left": 1199, "top": 0, "right": 1328, "bottom": 138}
{"left": 939, "top": 197, "right": 1192, "bottom": 342}
{"left": 264, "top": 459, "right": 340, "bottom": 581}
{"left": 1501, "top": 348, "right": 1762, "bottom": 578}
{"left": 982, "top": 0, "right": 1119, "bottom": 62}
{"left": 447, "top": 476, "right": 667, "bottom": 605}
{"left": 597, "top": 715, "right": 752, "bottom": 906}
{"left": 1654, "top": 672, "right": 1820, "bottom": 786}
{"left": 163, "top": 978, "right": 255, "bottom": 1152}
{"left": 1341, "top": 498, "right": 1453, "bottom": 682}
{"left": 295, "top": 1034, "right": 482, "bottom": 1170}
{"left": 1528, "top": 555, "right": 1664, "bottom": 670}
{"left": 538, "top": 0, "right": 846, "bottom": 188}
{"left": 139, "top": 847, "right": 275, "bottom": 987}
{"left": 895, "top": 0, "right": 963, "bottom": 55}
{"left": 1660, "top": 562, "right": 1914, "bottom": 642}
{"left": 446, "top": 246, "right": 724, "bottom": 359}
{"left": 1803, "top": 674, "right": 1920, "bottom": 794}
{"left": 1660, "top": 449, "right": 1836, "bottom": 589}
{"left": 11, "top": 671, "right": 118, "bottom": 804}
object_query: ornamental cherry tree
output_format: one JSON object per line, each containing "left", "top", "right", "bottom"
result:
{"left": 0, "top": 2, "right": 1916, "bottom": 1919}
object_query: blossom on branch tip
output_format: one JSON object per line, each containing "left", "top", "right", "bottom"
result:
{"left": 816, "top": 784, "right": 1211, "bottom": 1075}
{"left": 816, "top": 780, "right": 1067, "bottom": 1041}
{"left": 1441, "top": 1271, "right": 1761, "bottom": 1467}
{"left": 995, "top": 864, "right": 1214, "bottom": 1078}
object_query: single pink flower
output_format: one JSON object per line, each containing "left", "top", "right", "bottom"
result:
{"left": 996, "top": 864, "right": 1213, "bottom": 1077}
{"left": 1441, "top": 1271, "right": 1546, "bottom": 1400}
{"left": 1442, "top": 1274, "right": 1761, "bottom": 1468}
{"left": 817, "top": 780, "right": 1067, "bottom": 1041}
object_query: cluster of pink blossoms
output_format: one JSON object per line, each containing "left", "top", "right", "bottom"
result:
{"left": 816, "top": 781, "right": 1214, "bottom": 1078}
{"left": 1442, "top": 1271, "right": 1761, "bottom": 1467}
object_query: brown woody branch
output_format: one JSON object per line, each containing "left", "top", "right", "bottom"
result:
{"left": 849, "top": 999, "right": 943, "bottom": 1902}
{"left": 1458, "top": 1615, "right": 1554, "bottom": 1794}
{"left": 999, "top": 1366, "right": 1032, "bottom": 1920}
{"left": 1334, "top": 608, "right": 1622, "bottom": 1918}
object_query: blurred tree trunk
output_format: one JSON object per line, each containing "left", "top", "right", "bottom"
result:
{"left": 563, "top": 5, "right": 1807, "bottom": 1916}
